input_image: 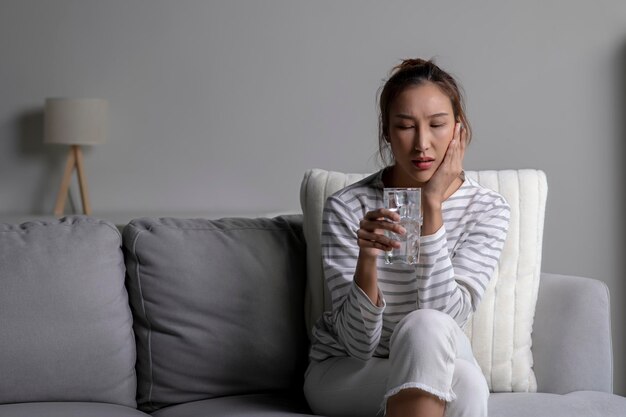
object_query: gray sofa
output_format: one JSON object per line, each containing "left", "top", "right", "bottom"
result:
{"left": 0, "top": 215, "right": 625, "bottom": 417}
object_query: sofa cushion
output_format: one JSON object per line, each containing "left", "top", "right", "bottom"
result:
{"left": 489, "top": 391, "right": 626, "bottom": 417}
{"left": 123, "top": 216, "right": 308, "bottom": 412}
{"left": 462, "top": 170, "right": 546, "bottom": 392}
{"left": 0, "top": 402, "right": 150, "bottom": 417}
{"left": 151, "top": 392, "right": 312, "bottom": 417}
{"left": 0, "top": 216, "right": 136, "bottom": 407}
{"left": 532, "top": 273, "right": 613, "bottom": 394}
{"left": 300, "top": 169, "right": 547, "bottom": 393}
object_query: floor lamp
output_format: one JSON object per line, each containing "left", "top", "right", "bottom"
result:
{"left": 44, "top": 98, "right": 107, "bottom": 216}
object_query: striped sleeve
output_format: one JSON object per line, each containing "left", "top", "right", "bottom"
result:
{"left": 416, "top": 199, "right": 510, "bottom": 327}
{"left": 321, "top": 195, "right": 386, "bottom": 360}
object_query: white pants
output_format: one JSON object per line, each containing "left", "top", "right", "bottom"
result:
{"left": 304, "top": 309, "right": 489, "bottom": 417}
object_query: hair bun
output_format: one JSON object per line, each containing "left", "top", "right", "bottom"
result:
{"left": 393, "top": 58, "right": 435, "bottom": 74}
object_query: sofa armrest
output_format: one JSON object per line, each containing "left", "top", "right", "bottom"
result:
{"left": 532, "top": 272, "right": 613, "bottom": 394}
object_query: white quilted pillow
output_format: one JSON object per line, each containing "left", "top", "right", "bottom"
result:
{"left": 300, "top": 168, "right": 547, "bottom": 393}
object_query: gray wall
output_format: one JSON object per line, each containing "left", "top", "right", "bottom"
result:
{"left": 2, "top": 0, "right": 626, "bottom": 395}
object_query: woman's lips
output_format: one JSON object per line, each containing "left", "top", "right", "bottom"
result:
{"left": 412, "top": 159, "right": 434, "bottom": 170}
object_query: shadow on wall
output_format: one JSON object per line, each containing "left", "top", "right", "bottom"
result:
{"left": 16, "top": 109, "right": 81, "bottom": 214}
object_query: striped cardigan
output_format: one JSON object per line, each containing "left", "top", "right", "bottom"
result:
{"left": 309, "top": 169, "right": 510, "bottom": 361}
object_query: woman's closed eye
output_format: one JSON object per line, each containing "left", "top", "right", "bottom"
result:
{"left": 395, "top": 123, "right": 446, "bottom": 130}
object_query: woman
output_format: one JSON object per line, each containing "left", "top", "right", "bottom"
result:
{"left": 303, "top": 58, "right": 510, "bottom": 417}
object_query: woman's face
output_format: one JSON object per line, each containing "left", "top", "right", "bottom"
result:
{"left": 387, "top": 82, "right": 456, "bottom": 187}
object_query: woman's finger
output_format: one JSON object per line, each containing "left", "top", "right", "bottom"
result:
{"left": 357, "top": 229, "right": 400, "bottom": 249}
{"left": 364, "top": 208, "right": 400, "bottom": 222}
{"left": 457, "top": 122, "right": 467, "bottom": 161}
{"left": 449, "top": 123, "right": 464, "bottom": 172}
{"left": 359, "top": 218, "right": 405, "bottom": 235}
{"left": 361, "top": 238, "right": 396, "bottom": 251}
{"left": 444, "top": 137, "right": 457, "bottom": 167}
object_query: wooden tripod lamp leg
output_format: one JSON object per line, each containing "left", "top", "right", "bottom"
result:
{"left": 74, "top": 145, "right": 92, "bottom": 215}
{"left": 53, "top": 146, "right": 76, "bottom": 216}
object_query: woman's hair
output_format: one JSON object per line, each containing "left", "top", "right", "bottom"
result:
{"left": 377, "top": 58, "right": 472, "bottom": 166}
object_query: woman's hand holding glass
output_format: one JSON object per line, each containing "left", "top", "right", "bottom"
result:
{"left": 354, "top": 209, "right": 406, "bottom": 305}
{"left": 356, "top": 209, "right": 405, "bottom": 259}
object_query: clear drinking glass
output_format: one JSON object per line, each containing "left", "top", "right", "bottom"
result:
{"left": 383, "top": 188, "right": 422, "bottom": 265}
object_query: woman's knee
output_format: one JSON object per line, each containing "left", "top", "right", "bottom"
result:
{"left": 397, "top": 309, "right": 456, "bottom": 331}
{"left": 391, "top": 309, "right": 457, "bottom": 348}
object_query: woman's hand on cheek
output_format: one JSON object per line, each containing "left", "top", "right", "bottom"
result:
{"left": 422, "top": 122, "right": 466, "bottom": 207}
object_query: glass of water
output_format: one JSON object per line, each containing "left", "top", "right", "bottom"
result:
{"left": 383, "top": 188, "right": 422, "bottom": 265}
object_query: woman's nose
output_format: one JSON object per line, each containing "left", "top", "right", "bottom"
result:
{"left": 413, "top": 130, "right": 430, "bottom": 151}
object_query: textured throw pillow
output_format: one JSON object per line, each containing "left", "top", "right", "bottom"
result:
{"left": 0, "top": 216, "right": 137, "bottom": 406}
{"left": 300, "top": 168, "right": 547, "bottom": 393}
{"left": 123, "top": 216, "right": 308, "bottom": 412}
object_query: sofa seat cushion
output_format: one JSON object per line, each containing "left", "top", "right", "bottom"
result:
{"left": 489, "top": 391, "right": 626, "bottom": 417}
{"left": 0, "top": 216, "right": 137, "bottom": 407}
{"left": 151, "top": 392, "right": 313, "bottom": 417}
{"left": 0, "top": 402, "right": 149, "bottom": 417}
{"left": 123, "top": 216, "right": 308, "bottom": 412}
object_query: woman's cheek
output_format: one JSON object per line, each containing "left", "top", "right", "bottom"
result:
{"left": 436, "top": 128, "right": 453, "bottom": 142}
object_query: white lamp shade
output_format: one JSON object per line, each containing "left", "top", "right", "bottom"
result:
{"left": 44, "top": 98, "right": 107, "bottom": 145}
